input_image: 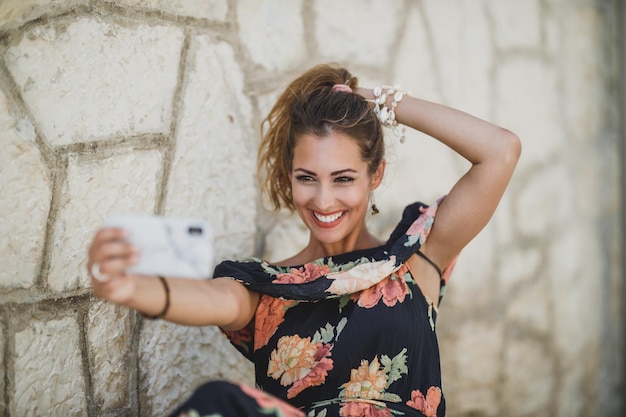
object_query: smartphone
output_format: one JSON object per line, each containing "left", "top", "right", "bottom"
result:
{"left": 104, "top": 213, "right": 214, "bottom": 279}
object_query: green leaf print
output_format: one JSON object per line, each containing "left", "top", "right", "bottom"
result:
{"left": 319, "top": 323, "right": 334, "bottom": 343}
{"left": 337, "top": 294, "right": 351, "bottom": 312}
{"left": 381, "top": 348, "right": 408, "bottom": 388}
{"left": 335, "top": 317, "right": 347, "bottom": 339}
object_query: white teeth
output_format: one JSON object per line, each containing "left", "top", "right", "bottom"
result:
{"left": 314, "top": 211, "right": 343, "bottom": 223}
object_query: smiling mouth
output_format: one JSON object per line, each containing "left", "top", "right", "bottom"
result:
{"left": 313, "top": 211, "right": 345, "bottom": 224}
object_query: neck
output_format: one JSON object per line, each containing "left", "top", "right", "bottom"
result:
{"left": 303, "top": 227, "right": 384, "bottom": 261}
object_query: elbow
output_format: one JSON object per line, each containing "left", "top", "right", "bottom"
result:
{"left": 499, "top": 128, "right": 522, "bottom": 167}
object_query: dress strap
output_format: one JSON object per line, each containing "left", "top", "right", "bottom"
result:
{"left": 415, "top": 250, "right": 442, "bottom": 279}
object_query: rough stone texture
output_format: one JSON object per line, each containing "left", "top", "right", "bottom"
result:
{"left": 502, "top": 338, "right": 555, "bottom": 417}
{"left": 488, "top": 0, "right": 542, "bottom": 49}
{"left": 116, "top": 0, "right": 229, "bottom": 21}
{"left": 165, "top": 35, "right": 256, "bottom": 260}
{"left": 0, "top": 1, "right": 622, "bottom": 416}
{"left": 4, "top": 17, "right": 184, "bottom": 146}
{"left": 87, "top": 302, "right": 132, "bottom": 412}
{"left": 314, "top": 0, "right": 404, "bottom": 67}
{"left": 138, "top": 321, "right": 254, "bottom": 416}
{"left": 0, "top": 0, "right": 89, "bottom": 30}
{"left": 13, "top": 317, "right": 87, "bottom": 416}
{"left": 237, "top": 0, "right": 305, "bottom": 71}
{"left": 0, "top": 88, "right": 50, "bottom": 289}
{"left": 48, "top": 150, "right": 162, "bottom": 292}
{"left": 0, "top": 324, "right": 4, "bottom": 415}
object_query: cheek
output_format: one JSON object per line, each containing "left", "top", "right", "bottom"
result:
{"left": 291, "top": 184, "right": 312, "bottom": 206}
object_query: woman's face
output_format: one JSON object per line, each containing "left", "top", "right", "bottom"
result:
{"left": 290, "top": 131, "right": 384, "bottom": 246}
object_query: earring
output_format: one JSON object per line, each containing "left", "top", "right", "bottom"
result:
{"left": 370, "top": 192, "right": 380, "bottom": 216}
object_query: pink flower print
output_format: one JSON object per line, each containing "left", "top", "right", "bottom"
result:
{"left": 352, "top": 264, "right": 410, "bottom": 308}
{"left": 339, "top": 401, "right": 391, "bottom": 417}
{"left": 238, "top": 383, "right": 305, "bottom": 417}
{"left": 406, "top": 386, "right": 442, "bottom": 417}
{"left": 274, "top": 263, "right": 331, "bottom": 284}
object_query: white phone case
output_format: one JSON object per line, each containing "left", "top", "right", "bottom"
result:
{"left": 105, "top": 214, "right": 214, "bottom": 279}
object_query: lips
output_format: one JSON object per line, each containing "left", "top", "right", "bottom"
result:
{"left": 311, "top": 210, "right": 345, "bottom": 228}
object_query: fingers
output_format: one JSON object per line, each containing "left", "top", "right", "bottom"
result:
{"left": 88, "top": 227, "right": 140, "bottom": 281}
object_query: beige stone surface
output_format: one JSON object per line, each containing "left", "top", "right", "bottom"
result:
{"left": 138, "top": 321, "right": 254, "bottom": 416}
{"left": 237, "top": 0, "right": 305, "bottom": 71}
{"left": 13, "top": 317, "right": 87, "bottom": 416}
{"left": 5, "top": 17, "right": 184, "bottom": 146}
{"left": 502, "top": 338, "right": 555, "bottom": 417}
{"left": 314, "top": 0, "right": 404, "bottom": 66}
{"left": 48, "top": 150, "right": 162, "bottom": 292}
{"left": 87, "top": 302, "right": 132, "bottom": 411}
{"left": 115, "top": 0, "right": 228, "bottom": 20}
{"left": 0, "top": 0, "right": 89, "bottom": 30}
{"left": 0, "top": 324, "right": 4, "bottom": 415}
{"left": 488, "top": 0, "right": 542, "bottom": 49}
{"left": 0, "top": 90, "right": 51, "bottom": 289}
{"left": 165, "top": 35, "right": 256, "bottom": 260}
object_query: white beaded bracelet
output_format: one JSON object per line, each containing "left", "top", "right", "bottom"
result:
{"left": 372, "top": 85, "right": 407, "bottom": 143}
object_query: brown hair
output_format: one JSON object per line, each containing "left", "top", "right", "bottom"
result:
{"left": 258, "top": 64, "right": 385, "bottom": 211}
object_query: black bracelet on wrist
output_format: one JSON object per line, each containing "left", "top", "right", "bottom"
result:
{"left": 142, "top": 276, "right": 170, "bottom": 320}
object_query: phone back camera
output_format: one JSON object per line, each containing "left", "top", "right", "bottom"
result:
{"left": 188, "top": 226, "right": 203, "bottom": 236}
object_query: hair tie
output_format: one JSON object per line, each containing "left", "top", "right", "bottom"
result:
{"left": 332, "top": 83, "right": 352, "bottom": 93}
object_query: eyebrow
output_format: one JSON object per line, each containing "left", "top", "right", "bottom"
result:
{"left": 294, "top": 168, "right": 358, "bottom": 176}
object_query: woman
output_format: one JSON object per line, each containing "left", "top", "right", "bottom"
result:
{"left": 88, "top": 64, "right": 520, "bottom": 417}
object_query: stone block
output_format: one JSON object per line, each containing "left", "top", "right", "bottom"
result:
{"left": 393, "top": 5, "right": 441, "bottom": 103}
{"left": 548, "top": 225, "right": 602, "bottom": 360}
{"left": 446, "top": 321, "right": 504, "bottom": 417}
{"left": 13, "top": 317, "right": 87, "bottom": 416}
{"left": 0, "top": 89, "right": 50, "bottom": 290}
{"left": 421, "top": 0, "right": 492, "bottom": 114}
{"left": 314, "top": 0, "right": 403, "bottom": 67}
{"left": 87, "top": 302, "right": 132, "bottom": 411}
{"left": 496, "top": 246, "right": 542, "bottom": 296}
{"left": 48, "top": 149, "right": 162, "bottom": 292}
{"left": 138, "top": 321, "right": 254, "bottom": 416}
{"left": 117, "top": 0, "right": 228, "bottom": 21}
{"left": 505, "top": 279, "right": 550, "bottom": 334}
{"left": 0, "top": 0, "right": 90, "bottom": 31}
{"left": 488, "top": 0, "right": 541, "bottom": 49}
{"left": 515, "top": 164, "right": 573, "bottom": 238}
{"left": 165, "top": 35, "right": 256, "bottom": 257}
{"left": 495, "top": 59, "right": 565, "bottom": 173}
{"left": 5, "top": 17, "right": 184, "bottom": 146}
{"left": 0, "top": 324, "right": 4, "bottom": 415}
{"left": 237, "top": 0, "right": 305, "bottom": 70}
{"left": 561, "top": 7, "right": 604, "bottom": 145}
{"left": 502, "top": 338, "right": 554, "bottom": 417}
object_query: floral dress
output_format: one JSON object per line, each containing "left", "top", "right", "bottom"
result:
{"left": 169, "top": 199, "right": 457, "bottom": 417}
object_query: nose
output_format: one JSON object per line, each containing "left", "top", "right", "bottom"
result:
{"left": 314, "top": 183, "right": 335, "bottom": 212}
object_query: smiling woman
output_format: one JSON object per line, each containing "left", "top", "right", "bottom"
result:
{"left": 289, "top": 131, "right": 385, "bottom": 258}
{"left": 87, "top": 63, "right": 520, "bottom": 417}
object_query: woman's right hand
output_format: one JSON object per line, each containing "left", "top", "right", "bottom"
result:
{"left": 87, "top": 227, "right": 141, "bottom": 306}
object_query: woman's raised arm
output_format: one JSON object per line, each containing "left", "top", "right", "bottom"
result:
{"left": 359, "top": 88, "right": 521, "bottom": 268}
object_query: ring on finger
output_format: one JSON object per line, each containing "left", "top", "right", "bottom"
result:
{"left": 90, "top": 262, "right": 110, "bottom": 282}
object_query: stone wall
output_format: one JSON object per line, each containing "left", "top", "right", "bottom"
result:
{"left": 0, "top": 1, "right": 622, "bottom": 416}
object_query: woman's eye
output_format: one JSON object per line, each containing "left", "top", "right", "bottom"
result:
{"left": 296, "top": 175, "right": 315, "bottom": 183}
{"left": 335, "top": 176, "right": 354, "bottom": 183}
